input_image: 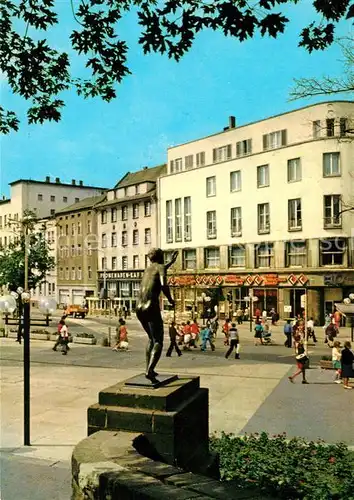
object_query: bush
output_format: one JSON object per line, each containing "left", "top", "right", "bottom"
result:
{"left": 76, "top": 332, "right": 95, "bottom": 339}
{"left": 210, "top": 432, "right": 354, "bottom": 499}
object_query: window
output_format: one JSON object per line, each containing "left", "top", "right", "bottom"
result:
{"left": 77, "top": 267, "right": 82, "bottom": 280}
{"left": 52, "top": 283, "right": 55, "bottom": 293}
{"left": 71, "top": 244, "right": 75, "bottom": 256}
{"left": 88, "top": 266, "right": 92, "bottom": 279}
{"left": 145, "top": 254, "right": 149, "bottom": 268}
{"left": 144, "top": 228, "right": 151, "bottom": 244}
{"left": 120, "top": 281, "right": 130, "bottom": 297}
{"left": 175, "top": 198, "right": 182, "bottom": 241}
{"left": 77, "top": 221, "right": 81, "bottom": 235}
{"left": 111, "top": 208, "right": 117, "bottom": 223}
{"left": 231, "top": 207, "right": 242, "bottom": 237}
{"left": 50, "top": 209, "right": 55, "bottom": 216}
{"left": 122, "top": 231, "right": 128, "bottom": 246}
{"left": 286, "top": 241, "right": 307, "bottom": 267}
{"left": 230, "top": 170, "right": 241, "bottom": 192}
{"left": 102, "top": 233, "right": 107, "bottom": 248}
{"left": 170, "top": 158, "right": 183, "bottom": 173}
{"left": 185, "top": 155, "right": 194, "bottom": 170}
{"left": 87, "top": 220, "right": 92, "bottom": 233}
{"left": 75, "top": 198, "right": 79, "bottom": 203}
{"left": 182, "top": 249, "right": 196, "bottom": 269}
{"left": 340, "top": 117, "right": 347, "bottom": 137}
{"left": 204, "top": 247, "right": 220, "bottom": 268}
{"left": 101, "top": 210, "right": 107, "bottom": 224}
{"left": 132, "top": 282, "right": 140, "bottom": 297}
{"left": 326, "top": 118, "right": 335, "bottom": 137}
{"left": 206, "top": 211, "right": 217, "bottom": 239}
{"left": 65, "top": 224, "right": 69, "bottom": 236}
{"left": 122, "top": 256, "right": 128, "bottom": 270}
{"left": 313, "top": 120, "right": 321, "bottom": 138}
{"left": 213, "top": 144, "right": 232, "bottom": 163}
{"left": 196, "top": 152, "right": 205, "bottom": 167}
{"left": 166, "top": 200, "right": 173, "bottom": 243}
{"left": 144, "top": 201, "right": 151, "bottom": 217}
{"left": 111, "top": 232, "right": 117, "bottom": 247}
{"left": 112, "top": 257, "right": 117, "bottom": 270}
{"left": 320, "top": 238, "right": 346, "bottom": 266}
{"left": 206, "top": 176, "right": 216, "bottom": 197}
{"left": 287, "top": 158, "right": 301, "bottom": 182}
{"left": 258, "top": 203, "right": 270, "bottom": 234}
{"left": 256, "top": 243, "right": 274, "bottom": 268}
{"left": 263, "top": 129, "right": 287, "bottom": 150}
{"left": 324, "top": 195, "right": 341, "bottom": 228}
{"left": 133, "top": 255, "right": 139, "bottom": 269}
{"left": 133, "top": 203, "right": 139, "bottom": 219}
{"left": 323, "top": 152, "right": 340, "bottom": 177}
{"left": 101, "top": 257, "right": 107, "bottom": 270}
{"left": 38, "top": 194, "right": 43, "bottom": 201}
{"left": 59, "top": 268, "right": 64, "bottom": 279}
{"left": 184, "top": 196, "right": 192, "bottom": 242}
{"left": 124, "top": 187, "right": 128, "bottom": 197}
{"left": 65, "top": 267, "right": 69, "bottom": 280}
{"left": 121, "top": 205, "right": 128, "bottom": 220}
{"left": 0, "top": 216, "right": 2, "bottom": 228}
{"left": 257, "top": 164, "right": 269, "bottom": 187}
{"left": 63, "top": 196, "right": 68, "bottom": 202}
{"left": 77, "top": 244, "right": 82, "bottom": 256}
{"left": 133, "top": 229, "right": 139, "bottom": 245}
{"left": 288, "top": 199, "right": 302, "bottom": 231}
{"left": 71, "top": 267, "right": 76, "bottom": 280}
{"left": 236, "top": 139, "right": 252, "bottom": 156}
{"left": 135, "top": 185, "right": 140, "bottom": 195}
{"left": 229, "top": 245, "right": 246, "bottom": 267}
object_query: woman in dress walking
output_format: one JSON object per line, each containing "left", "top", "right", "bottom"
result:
{"left": 341, "top": 341, "right": 354, "bottom": 389}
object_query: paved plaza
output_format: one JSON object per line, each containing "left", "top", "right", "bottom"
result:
{"left": 1, "top": 316, "right": 353, "bottom": 499}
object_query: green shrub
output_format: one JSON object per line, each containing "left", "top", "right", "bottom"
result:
{"left": 210, "top": 432, "right": 354, "bottom": 499}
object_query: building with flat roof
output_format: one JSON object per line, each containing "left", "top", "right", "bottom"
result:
{"left": 158, "top": 101, "right": 354, "bottom": 323}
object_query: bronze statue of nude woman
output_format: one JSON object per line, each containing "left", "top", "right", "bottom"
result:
{"left": 136, "top": 248, "right": 178, "bottom": 382}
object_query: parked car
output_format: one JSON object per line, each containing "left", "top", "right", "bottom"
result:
{"left": 65, "top": 305, "right": 88, "bottom": 318}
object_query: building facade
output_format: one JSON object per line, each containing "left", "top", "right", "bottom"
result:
{"left": 55, "top": 195, "right": 104, "bottom": 307}
{"left": 158, "top": 101, "right": 354, "bottom": 323}
{"left": 95, "top": 165, "right": 166, "bottom": 312}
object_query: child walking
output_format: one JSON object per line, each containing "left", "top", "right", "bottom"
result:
{"left": 332, "top": 341, "right": 342, "bottom": 384}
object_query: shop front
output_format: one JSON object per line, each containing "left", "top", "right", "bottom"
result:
{"left": 97, "top": 270, "right": 143, "bottom": 313}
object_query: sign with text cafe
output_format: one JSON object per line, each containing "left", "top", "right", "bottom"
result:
{"left": 167, "top": 273, "right": 309, "bottom": 287}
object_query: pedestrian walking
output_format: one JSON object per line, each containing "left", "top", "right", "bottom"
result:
{"left": 341, "top": 341, "right": 354, "bottom": 389}
{"left": 332, "top": 341, "right": 342, "bottom": 383}
{"left": 166, "top": 321, "right": 182, "bottom": 357}
{"left": 235, "top": 308, "right": 243, "bottom": 325}
{"left": 270, "top": 308, "right": 277, "bottom": 326}
{"left": 222, "top": 318, "right": 231, "bottom": 346}
{"left": 190, "top": 319, "right": 199, "bottom": 348}
{"left": 288, "top": 339, "right": 309, "bottom": 384}
{"left": 254, "top": 321, "right": 264, "bottom": 346}
{"left": 53, "top": 318, "right": 69, "bottom": 355}
{"left": 113, "top": 318, "right": 129, "bottom": 351}
{"left": 225, "top": 323, "right": 240, "bottom": 359}
{"left": 284, "top": 319, "right": 292, "bottom": 348}
{"left": 200, "top": 324, "right": 215, "bottom": 351}
{"left": 306, "top": 317, "right": 317, "bottom": 343}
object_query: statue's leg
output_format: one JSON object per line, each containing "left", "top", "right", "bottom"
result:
{"left": 146, "top": 314, "right": 164, "bottom": 380}
{"left": 136, "top": 309, "right": 154, "bottom": 374}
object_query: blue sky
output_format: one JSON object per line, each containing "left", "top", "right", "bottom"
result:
{"left": 1, "top": 2, "right": 352, "bottom": 196}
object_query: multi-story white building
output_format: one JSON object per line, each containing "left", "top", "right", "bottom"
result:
{"left": 95, "top": 165, "right": 166, "bottom": 312}
{"left": 158, "top": 100, "right": 354, "bottom": 323}
{"left": 0, "top": 176, "right": 106, "bottom": 297}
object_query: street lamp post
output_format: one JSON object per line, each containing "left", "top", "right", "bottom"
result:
{"left": 244, "top": 292, "right": 259, "bottom": 333}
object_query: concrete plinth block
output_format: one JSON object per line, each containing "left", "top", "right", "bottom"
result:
{"left": 125, "top": 373, "right": 178, "bottom": 388}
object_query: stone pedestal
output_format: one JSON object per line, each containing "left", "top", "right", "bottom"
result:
{"left": 87, "top": 374, "right": 214, "bottom": 475}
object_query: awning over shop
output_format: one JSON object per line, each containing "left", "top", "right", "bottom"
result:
{"left": 334, "top": 303, "right": 354, "bottom": 316}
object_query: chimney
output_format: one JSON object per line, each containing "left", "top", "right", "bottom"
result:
{"left": 45, "top": 176, "right": 50, "bottom": 182}
{"left": 79, "top": 180, "right": 83, "bottom": 186}
{"left": 229, "top": 116, "right": 236, "bottom": 129}
{"left": 55, "top": 177, "right": 60, "bottom": 183}
{"left": 72, "top": 179, "right": 76, "bottom": 185}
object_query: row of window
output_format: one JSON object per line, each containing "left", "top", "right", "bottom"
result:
{"left": 166, "top": 197, "right": 191, "bottom": 243}
{"left": 167, "top": 238, "right": 348, "bottom": 270}
{"left": 101, "top": 200, "right": 152, "bottom": 224}
{"left": 106, "top": 281, "right": 140, "bottom": 297}
{"left": 0, "top": 213, "right": 18, "bottom": 228}
{"left": 166, "top": 194, "right": 342, "bottom": 243}
{"left": 169, "top": 117, "right": 348, "bottom": 174}
{"left": 59, "top": 220, "right": 89, "bottom": 237}
{"left": 59, "top": 266, "right": 87, "bottom": 280}
{"left": 102, "top": 228, "right": 152, "bottom": 248}
{"left": 205, "top": 153, "right": 340, "bottom": 197}
{"left": 101, "top": 255, "right": 149, "bottom": 271}
{"left": 38, "top": 194, "right": 79, "bottom": 203}
{"left": 38, "top": 282, "right": 56, "bottom": 295}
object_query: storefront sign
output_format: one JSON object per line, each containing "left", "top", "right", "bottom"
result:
{"left": 98, "top": 270, "right": 143, "bottom": 280}
{"left": 287, "top": 273, "right": 308, "bottom": 286}
{"left": 167, "top": 273, "right": 308, "bottom": 287}
{"left": 284, "top": 305, "right": 292, "bottom": 313}
{"left": 324, "top": 273, "right": 354, "bottom": 286}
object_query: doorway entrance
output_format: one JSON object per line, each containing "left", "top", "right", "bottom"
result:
{"left": 290, "top": 289, "right": 306, "bottom": 318}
